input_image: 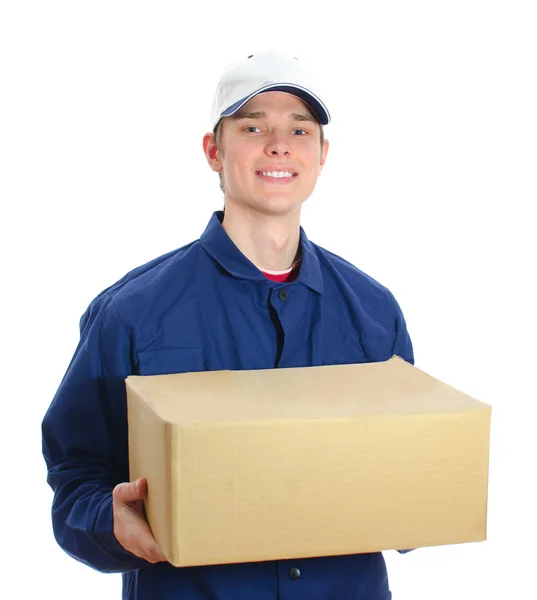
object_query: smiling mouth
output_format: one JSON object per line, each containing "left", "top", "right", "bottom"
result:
{"left": 255, "top": 171, "right": 298, "bottom": 179}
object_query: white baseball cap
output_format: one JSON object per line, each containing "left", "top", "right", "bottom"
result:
{"left": 210, "top": 51, "right": 331, "bottom": 131}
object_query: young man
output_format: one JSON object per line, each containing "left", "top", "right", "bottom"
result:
{"left": 42, "top": 51, "right": 414, "bottom": 600}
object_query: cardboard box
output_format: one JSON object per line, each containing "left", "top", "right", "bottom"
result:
{"left": 126, "top": 356, "right": 491, "bottom": 567}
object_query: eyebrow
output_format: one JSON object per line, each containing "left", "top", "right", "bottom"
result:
{"left": 233, "top": 110, "right": 316, "bottom": 123}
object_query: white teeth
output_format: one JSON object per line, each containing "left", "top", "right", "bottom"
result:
{"left": 260, "top": 171, "right": 294, "bottom": 178}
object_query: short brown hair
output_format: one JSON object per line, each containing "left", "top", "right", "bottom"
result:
{"left": 213, "top": 114, "right": 325, "bottom": 193}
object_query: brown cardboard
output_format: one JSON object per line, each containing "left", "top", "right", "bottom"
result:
{"left": 126, "top": 356, "right": 491, "bottom": 567}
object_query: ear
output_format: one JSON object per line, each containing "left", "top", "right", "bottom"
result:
{"left": 203, "top": 132, "right": 223, "bottom": 173}
{"left": 319, "top": 139, "right": 329, "bottom": 174}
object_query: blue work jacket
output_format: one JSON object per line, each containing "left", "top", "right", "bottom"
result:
{"left": 42, "top": 211, "right": 414, "bottom": 600}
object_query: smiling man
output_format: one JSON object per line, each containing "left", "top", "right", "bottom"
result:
{"left": 42, "top": 51, "right": 414, "bottom": 600}
{"left": 203, "top": 89, "right": 328, "bottom": 277}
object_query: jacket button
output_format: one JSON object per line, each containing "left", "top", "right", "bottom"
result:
{"left": 288, "top": 567, "right": 301, "bottom": 580}
{"left": 279, "top": 289, "right": 288, "bottom": 301}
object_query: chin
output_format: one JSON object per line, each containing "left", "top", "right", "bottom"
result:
{"left": 257, "top": 197, "right": 306, "bottom": 216}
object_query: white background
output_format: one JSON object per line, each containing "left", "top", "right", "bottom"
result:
{"left": 1, "top": 1, "right": 536, "bottom": 598}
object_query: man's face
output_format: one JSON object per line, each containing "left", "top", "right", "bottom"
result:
{"left": 209, "top": 91, "right": 329, "bottom": 217}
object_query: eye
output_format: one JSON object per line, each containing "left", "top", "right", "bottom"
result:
{"left": 292, "top": 129, "right": 308, "bottom": 136}
{"left": 244, "top": 126, "right": 261, "bottom": 133}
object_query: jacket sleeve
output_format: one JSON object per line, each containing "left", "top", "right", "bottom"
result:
{"left": 387, "top": 289, "right": 415, "bottom": 366}
{"left": 42, "top": 292, "right": 149, "bottom": 573}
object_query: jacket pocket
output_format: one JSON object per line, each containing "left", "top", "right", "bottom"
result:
{"left": 137, "top": 348, "right": 204, "bottom": 376}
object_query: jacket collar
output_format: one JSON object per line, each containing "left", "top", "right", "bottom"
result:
{"left": 200, "top": 211, "right": 323, "bottom": 294}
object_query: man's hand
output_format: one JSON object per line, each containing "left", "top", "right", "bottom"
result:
{"left": 112, "top": 477, "right": 167, "bottom": 564}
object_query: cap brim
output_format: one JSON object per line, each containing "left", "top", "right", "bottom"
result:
{"left": 220, "top": 83, "right": 330, "bottom": 126}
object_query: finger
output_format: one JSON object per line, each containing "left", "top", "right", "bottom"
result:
{"left": 113, "top": 478, "right": 147, "bottom": 503}
{"left": 132, "top": 543, "right": 167, "bottom": 564}
{"left": 141, "top": 541, "right": 167, "bottom": 563}
{"left": 119, "top": 519, "right": 167, "bottom": 563}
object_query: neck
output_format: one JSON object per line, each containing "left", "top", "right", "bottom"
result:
{"left": 221, "top": 203, "right": 302, "bottom": 272}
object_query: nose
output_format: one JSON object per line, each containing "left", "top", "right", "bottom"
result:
{"left": 264, "top": 129, "right": 291, "bottom": 157}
